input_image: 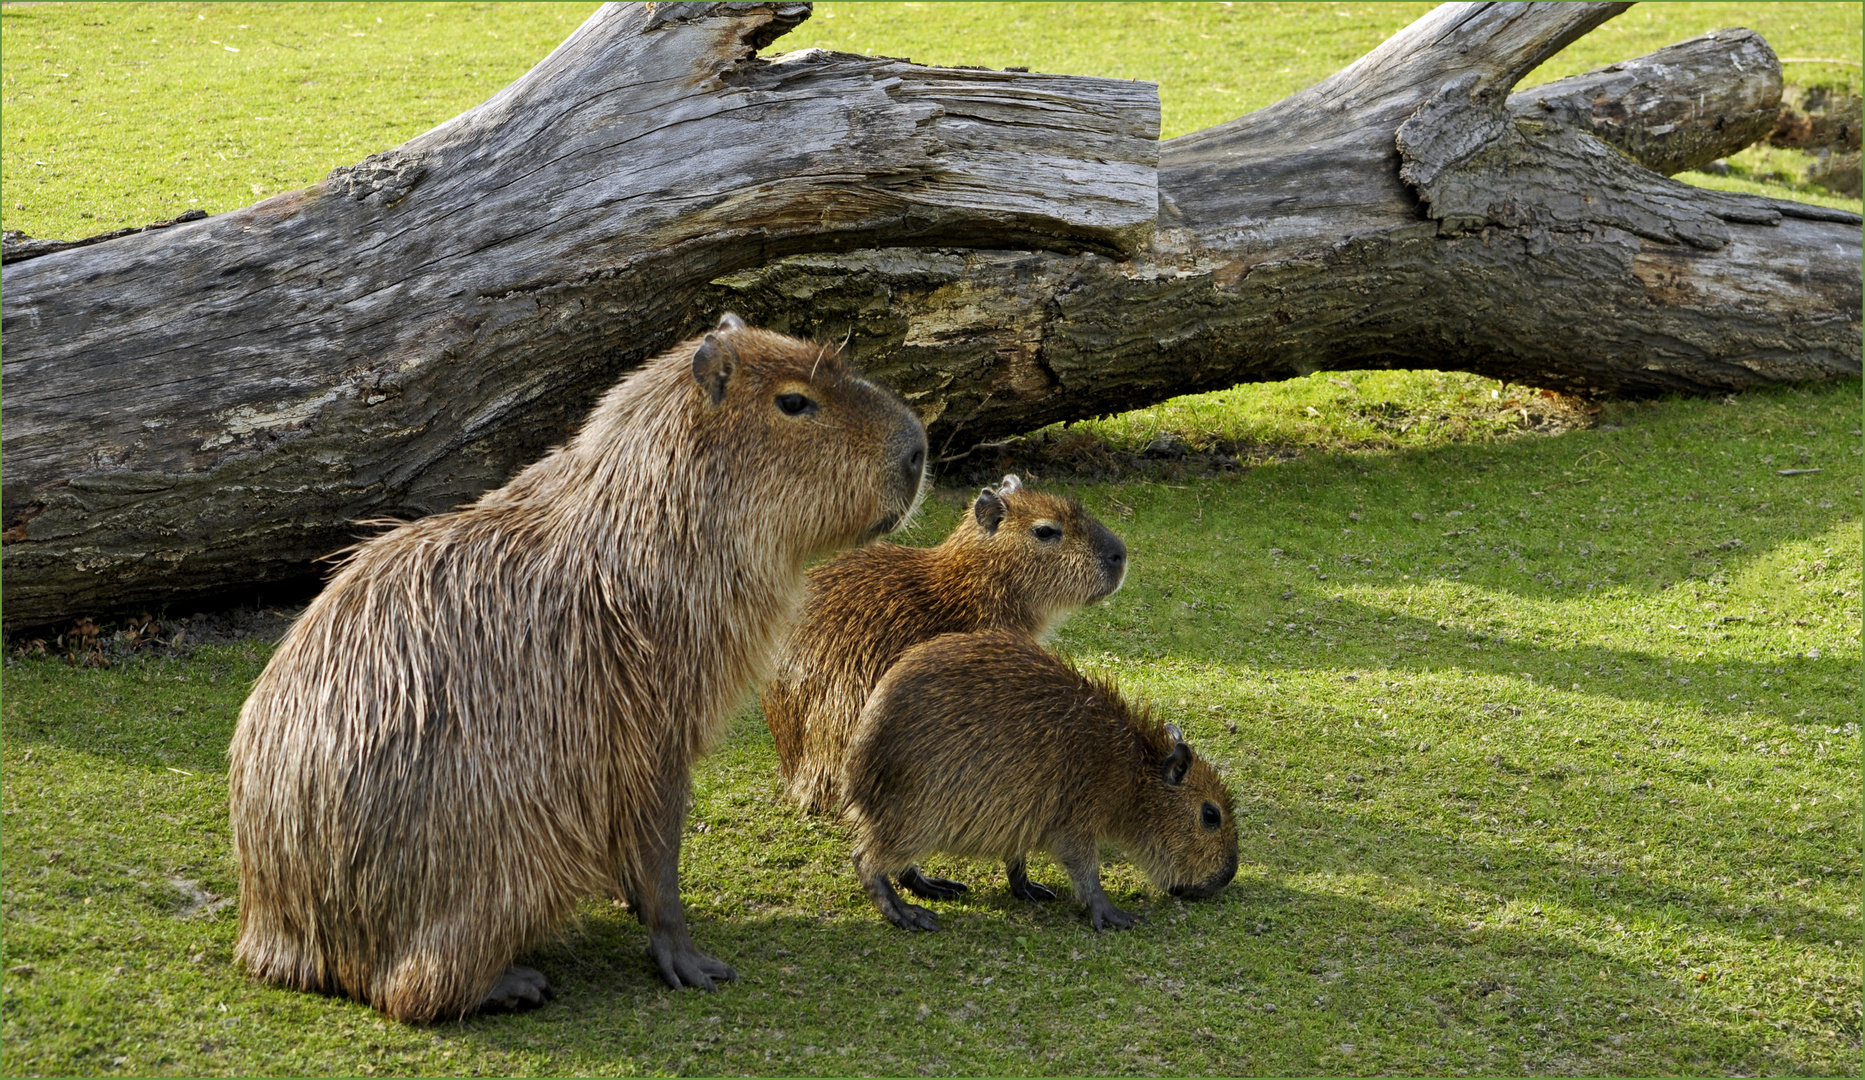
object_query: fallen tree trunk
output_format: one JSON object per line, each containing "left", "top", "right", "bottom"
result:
{"left": 0, "top": 2, "right": 1158, "bottom": 627}
{"left": 704, "top": 8, "right": 1859, "bottom": 453}
{"left": 3, "top": 2, "right": 1857, "bottom": 628}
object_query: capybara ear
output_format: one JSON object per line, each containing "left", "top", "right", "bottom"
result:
{"left": 692, "top": 333, "right": 739, "bottom": 405}
{"left": 1161, "top": 741, "right": 1192, "bottom": 786}
{"left": 998, "top": 474, "right": 1024, "bottom": 495}
{"left": 716, "top": 312, "right": 747, "bottom": 332}
{"left": 974, "top": 487, "right": 1006, "bottom": 534}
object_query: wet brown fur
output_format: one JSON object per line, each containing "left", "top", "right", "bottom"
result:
{"left": 844, "top": 630, "right": 1238, "bottom": 931}
{"left": 762, "top": 477, "right": 1125, "bottom": 813}
{"left": 228, "top": 318, "right": 925, "bottom": 1022}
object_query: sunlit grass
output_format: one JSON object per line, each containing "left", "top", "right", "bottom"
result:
{"left": 1066, "top": 370, "right": 1562, "bottom": 457}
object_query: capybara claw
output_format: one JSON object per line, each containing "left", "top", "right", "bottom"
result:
{"left": 478, "top": 965, "right": 555, "bottom": 1014}
{"left": 898, "top": 867, "right": 969, "bottom": 900}
{"left": 653, "top": 942, "right": 737, "bottom": 991}
{"left": 1090, "top": 904, "right": 1141, "bottom": 932}
{"left": 1011, "top": 878, "right": 1057, "bottom": 903}
{"left": 885, "top": 901, "right": 941, "bottom": 932}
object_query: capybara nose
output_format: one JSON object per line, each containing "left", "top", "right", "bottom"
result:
{"left": 897, "top": 430, "right": 927, "bottom": 498}
{"left": 1170, "top": 851, "right": 1238, "bottom": 900}
{"left": 1095, "top": 524, "right": 1128, "bottom": 592}
{"left": 1102, "top": 534, "right": 1127, "bottom": 576}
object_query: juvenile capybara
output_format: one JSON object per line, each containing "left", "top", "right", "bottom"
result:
{"left": 843, "top": 630, "right": 1238, "bottom": 932}
{"left": 762, "top": 473, "right": 1125, "bottom": 816}
{"left": 228, "top": 314, "right": 926, "bottom": 1022}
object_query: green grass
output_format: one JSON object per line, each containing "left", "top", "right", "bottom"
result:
{"left": 1, "top": 2, "right": 594, "bottom": 239}
{"left": 1067, "top": 369, "right": 1588, "bottom": 457}
{"left": 6, "top": 381, "right": 1860, "bottom": 1076}
{"left": 4, "top": 3, "right": 1861, "bottom": 1076}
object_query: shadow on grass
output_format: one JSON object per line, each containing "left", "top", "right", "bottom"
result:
{"left": 1081, "top": 377, "right": 1858, "bottom": 598}
{"left": 1146, "top": 595, "right": 1858, "bottom": 724}
{"left": 1232, "top": 791, "right": 1857, "bottom": 957}
{"left": 3, "top": 724, "right": 1852, "bottom": 1075}
{"left": 423, "top": 876, "right": 1839, "bottom": 1077}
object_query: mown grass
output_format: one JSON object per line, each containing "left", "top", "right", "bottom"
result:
{"left": 1, "top": 2, "right": 592, "bottom": 239}
{"left": 6, "top": 380, "right": 1860, "bottom": 1076}
{"left": 3, "top": 2, "right": 1861, "bottom": 1076}
{"left": 1064, "top": 370, "right": 1585, "bottom": 459}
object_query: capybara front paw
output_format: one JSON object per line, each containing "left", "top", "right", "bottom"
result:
{"left": 1011, "top": 877, "right": 1058, "bottom": 903}
{"left": 1090, "top": 903, "right": 1141, "bottom": 932}
{"left": 898, "top": 866, "right": 969, "bottom": 901}
{"left": 650, "top": 938, "right": 738, "bottom": 992}
{"left": 478, "top": 965, "right": 556, "bottom": 1014}
{"left": 884, "top": 900, "right": 941, "bottom": 932}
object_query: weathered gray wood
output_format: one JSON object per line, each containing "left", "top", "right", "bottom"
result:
{"left": 5, "top": 1, "right": 1859, "bottom": 629}
{"left": 1515, "top": 27, "right": 1783, "bottom": 176}
{"left": 0, "top": 1, "right": 1158, "bottom": 628}
{"left": 704, "top": 4, "right": 1859, "bottom": 453}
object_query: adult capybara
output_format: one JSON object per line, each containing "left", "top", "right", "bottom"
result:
{"left": 843, "top": 630, "right": 1237, "bottom": 932}
{"left": 761, "top": 474, "right": 1125, "bottom": 818}
{"left": 229, "top": 314, "right": 926, "bottom": 1022}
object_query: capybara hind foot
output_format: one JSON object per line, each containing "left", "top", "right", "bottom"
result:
{"left": 898, "top": 865, "right": 968, "bottom": 900}
{"left": 1007, "top": 857, "right": 1057, "bottom": 903}
{"left": 649, "top": 931, "right": 737, "bottom": 992}
{"left": 478, "top": 966, "right": 556, "bottom": 1014}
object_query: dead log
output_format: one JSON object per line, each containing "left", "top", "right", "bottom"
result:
{"left": 2, "top": 2, "right": 1857, "bottom": 628}
{"left": 703, "top": 4, "right": 1858, "bottom": 455}
{"left": 0, "top": 1, "right": 1158, "bottom": 628}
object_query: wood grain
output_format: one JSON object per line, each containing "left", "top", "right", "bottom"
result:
{"left": 709, "top": 4, "right": 1859, "bottom": 454}
{"left": 0, "top": 1, "right": 1158, "bottom": 627}
{"left": 4, "top": 2, "right": 1858, "bottom": 628}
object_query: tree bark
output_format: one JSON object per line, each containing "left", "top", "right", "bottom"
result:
{"left": 0, "top": 1, "right": 1158, "bottom": 628}
{"left": 1517, "top": 26, "right": 1783, "bottom": 177}
{"left": 703, "top": 5, "right": 1858, "bottom": 456}
{"left": 3, "top": 2, "right": 1858, "bottom": 629}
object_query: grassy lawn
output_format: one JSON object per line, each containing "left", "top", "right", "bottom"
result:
{"left": 3, "top": 3, "right": 1860, "bottom": 1076}
{"left": 6, "top": 381, "right": 1860, "bottom": 1076}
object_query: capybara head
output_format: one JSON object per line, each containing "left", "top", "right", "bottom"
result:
{"left": 955, "top": 474, "right": 1126, "bottom": 620}
{"left": 1127, "top": 720, "right": 1238, "bottom": 900}
{"left": 687, "top": 313, "right": 926, "bottom": 554}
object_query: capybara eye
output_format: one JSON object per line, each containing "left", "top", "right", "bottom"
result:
{"left": 1201, "top": 802, "right": 1222, "bottom": 829}
{"left": 775, "top": 393, "right": 818, "bottom": 417}
{"left": 1032, "top": 524, "right": 1061, "bottom": 543}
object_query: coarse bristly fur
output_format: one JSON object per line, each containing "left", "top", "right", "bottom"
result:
{"left": 762, "top": 474, "right": 1126, "bottom": 815}
{"left": 843, "top": 630, "right": 1238, "bottom": 933}
{"left": 228, "top": 315, "right": 926, "bottom": 1023}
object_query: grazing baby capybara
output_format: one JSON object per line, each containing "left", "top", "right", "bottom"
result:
{"left": 843, "top": 630, "right": 1238, "bottom": 932}
{"left": 228, "top": 314, "right": 926, "bottom": 1022}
